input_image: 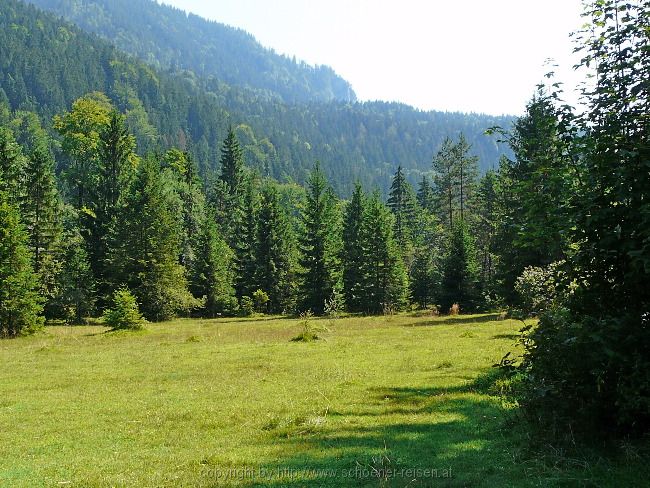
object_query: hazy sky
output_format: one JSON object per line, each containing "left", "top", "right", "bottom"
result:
{"left": 161, "top": 0, "right": 586, "bottom": 115}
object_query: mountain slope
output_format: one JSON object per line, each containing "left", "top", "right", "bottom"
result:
{"left": 23, "top": 0, "right": 356, "bottom": 104}
{"left": 1, "top": 0, "right": 512, "bottom": 194}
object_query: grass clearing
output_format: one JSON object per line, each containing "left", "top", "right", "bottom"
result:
{"left": 0, "top": 313, "right": 647, "bottom": 486}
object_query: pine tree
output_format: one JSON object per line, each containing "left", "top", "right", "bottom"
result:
{"left": 22, "top": 141, "right": 63, "bottom": 302}
{"left": 191, "top": 213, "right": 237, "bottom": 317}
{"left": 439, "top": 220, "right": 480, "bottom": 313}
{"left": 234, "top": 176, "right": 259, "bottom": 298}
{"left": 359, "top": 191, "right": 409, "bottom": 313}
{"left": 0, "top": 191, "right": 44, "bottom": 337}
{"left": 342, "top": 182, "right": 366, "bottom": 312}
{"left": 387, "top": 165, "right": 416, "bottom": 247}
{"left": 299, "top": 163, "right": 341, "bottom": 314}
{"left": 432, "top": 135, "right": 479, "bottom": 226}
{"left": 256, "top": 184, "right": 295, "bottom": 313}
{"left": 410, "top": 214, "right": 444, "bottom": 309}
{"left": 417, "top": 175, "right": 435, "bottom": 213}
{"left": 48, "top": 210, "right": 96, "bottom": 324}
{"left": 0, "top": 126, "right": 26, "bottom": 204}
{"left": 110, "top": 157, "right": 198, "bottom": 321}
{"left": 218, "top": 126, "right": 244, "bottom": 194}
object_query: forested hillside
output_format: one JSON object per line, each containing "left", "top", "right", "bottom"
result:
{"left": 24, "top": 0, "right": 356, "bottom": 104}
{"left": 3, "top": 0, "right": 511, "bottom": 194}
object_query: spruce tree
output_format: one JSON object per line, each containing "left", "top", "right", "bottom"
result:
{"left": 0, "top": 191, "right": 44, "bottom": 337}
{"left": 48, "top": 210, "right": 96, "bottom": 324}
{"left": 0, "top": 126, "right": 26, "bottom": 204}
{"left": 387, "top": 165, "right": 416, "bottom": 247}
{"left": 359, "top": 191, "right": 409, "bottom": 313}
{"left": 191, "top": 213, "right": 237, "bottom": 317}
{"left": 110, "top": 157, "right": 198, "bottom": 321}
{"left": 299, "top": 163, "right": 341, "bottom": 314}
{"left": 22, "top": 142, "right": 63, "bottom": 302}
{"left": 234, "top": 176, "right": 259, "bottom": 298}
{"left": 416, "top": 175, "right": 435, "bottom": 213}
{"left": 218, "top": 126, "right": 244, "bottom": 194}
{"left": 439, "top": 220, "right": 480, "bottom": 313}
{"left": 256, "top": 184, "right": 295, "bottom": 314}
{"left": 341, "top": 182, "right": 366, "bottom": 312}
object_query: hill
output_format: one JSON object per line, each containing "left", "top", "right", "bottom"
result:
{"left": 3, "top": 0, "right": 512, "bottom": 194}
{"left": 23, "top": 0, "right": 356, "bottom": 104}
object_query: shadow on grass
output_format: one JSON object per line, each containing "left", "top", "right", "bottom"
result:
{"left": 491, "top": 333, "right": 520, "bottom": 341}
{"left": 402, "top": 313, "right": 506, "bottom": 328}
{"left": 200, "top": 369, "right": 531, "bottom": 487}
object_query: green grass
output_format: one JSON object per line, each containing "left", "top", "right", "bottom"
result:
{"left": 0, "top": 313, "right": 647, "bottom": 487}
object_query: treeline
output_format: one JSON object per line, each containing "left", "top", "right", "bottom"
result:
{"left": 0, "top": 0, "right": 511, "bottom": 195}
{"left": 0, "top": 86, "right": 522, "bottom": 336}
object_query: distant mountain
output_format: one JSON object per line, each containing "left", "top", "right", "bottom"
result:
{"left": 23, "top": 0, "right": 356, "bottom": 104}
{"left": 2, "top": 0, "right": 512, "bottom": 194}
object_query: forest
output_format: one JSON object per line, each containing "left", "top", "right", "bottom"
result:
{"left": 0, "top": 0, "right": 511, "bottom": 195}
{"left": 0, "top": 0, "right": 649, "bottom": 485}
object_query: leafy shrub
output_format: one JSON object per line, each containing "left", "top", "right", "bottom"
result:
{"left": 448, "top": 303, "right": 460, "bottom": 315}
{"left": 324, "top": 290, "right": 344, "bottom": 320}
{"left": 252, "top": 289, "right": 270, "bottom": 313}
{"left": 103, "top": 288, "right": 146, "bottom": 330}
{"left": 239, "top": 296, "right": 254, "bottom": 317}
{"left": 513, "top": 261, "right": 565, "bottom": 318}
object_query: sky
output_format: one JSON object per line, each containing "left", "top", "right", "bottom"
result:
{"left": 161, "top": 0, "right": 587, "bottom": 115}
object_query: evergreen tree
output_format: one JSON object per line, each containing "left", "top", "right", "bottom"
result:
{"left": 359, "top": 191, "right": 409, "bottom": 313}
{"left": 299, "top": 163, "right": 341, "bottom": 314}
{"left": 410, "top": 214, "right": 444, "bottom": 309}
{"left": 387, "top": 165, "right": 416, "bottom": 247}
{"left": 432, "top": 135, "right": 479, "bottom": 226}
{"left": 472, "top": 170, "right": 500, "bottom": 301}
{"left": 0, "top": 191, "right": 44, "bottom": 337}
{"left": 0, "top": 126, "right": 26, "bottom": 204}
{"left": 495, "top": 92, "right": 573, "bottom": 304}
{"left": 416, "top": 175, "right": 435, "bottom": 213}
{"left": 191, "top": 213, "right": 237, "bottom": 317}
{"left": 234, "top": 176, "right": 259, "bottom": 298}
{"left": 22, "top": 141, "right": 63, "bottom": 302}
{"left": 110, "top": 157, "right": 198, "bottom": 321}
{"left": 48, "top": 211, "right": 96, "bottom": 324}
{"left": 341, "top": 182, "right": 366, "bottom": 312}
{"left": 256, "top": 184, "right": 296, "bottom": 313}
{"left": 439, "top": 220, "right": 480, "bottom": 313}
{"left": 218, "top": 126, "right": 245, "bottom": 194}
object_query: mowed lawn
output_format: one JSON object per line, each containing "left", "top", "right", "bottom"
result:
{"left": 0, "top": 314, "right": 646, "bottom": 487}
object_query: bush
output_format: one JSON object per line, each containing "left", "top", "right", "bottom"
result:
{"left": 448, "top": 303, "right": 460, "bottom": 315}
{"left": 252, "top": 289, "right": 270, "bottom": 313}
{"left": 513, "top": 261, "right": 565, "bottom": 318}
{"left": 291, "top": 311, "right": 329, "bottom": 342}
{"left": 103, "top": 288, "right": 146, "bottom": 330}
{"left": 239, "top": 296, "right": 254, "bottom": 317}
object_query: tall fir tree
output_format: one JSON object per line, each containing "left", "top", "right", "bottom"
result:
{"left": 387, "top": 165, "right": 416, "bottom": 247}
{"left": 190, "top": 212, "right": 237, "bottom": 317}
{"left": 341, "top": 182, "right": 366, "bottom": 312}
{"left": 359, "top": 191, "right": 409, "bottom": 313}
{"left": 494, "top": 91, "right": 573, "bottom": 304}
{"left": 22, "top": 141, "right": 63, "bottom": 302}
{"left": 0, "top": 191, "right": 44, "bottom": 337}
{"left": 299, "top": 163, "right": 341, "bottom": 314}
{"left": 255, "top": 184, "right": 296, "bottom": 313}
{"left": 109, "top": 157, "right": 198, "bottom": 321}
{"left": 416, "top": 175, "right": 435, "bottom": 213}
{"left": 439, "top": 220, "right": 480, "bottom": 313}
{"left": 0, "top": 126, "right": 26, "bottom": 204}
{"left": 234, "top": 176, "right": 259, "bottom": 298}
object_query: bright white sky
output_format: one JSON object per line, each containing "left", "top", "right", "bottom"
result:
{"left": 161, "top": 0, "right": 586, "bottom": 115}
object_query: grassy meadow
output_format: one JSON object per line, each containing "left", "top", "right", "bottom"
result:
{"left": 1, "top": 313, "right": 647, "bottom": 487}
